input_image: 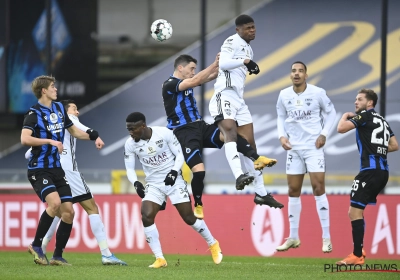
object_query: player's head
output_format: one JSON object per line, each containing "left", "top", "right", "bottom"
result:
{"left": 126, "top": 112, "right": 148, "bottom": 142}
{"left": 290, "top": 61, "right": 308, "bottom": 87}
{"left": 61, "top": 100, "right": 79, "bottom": 117}
{"left": 173, "top": 55, "right": 197, "bottom": 79}
{"left": 31, "top": 75, "right": 57, "bottom": 100}
{"left": 235, "top": 14, "right": 255, "bottom": 43}
{"left": 355, "top": 88, "right": 378, "bottom": 113}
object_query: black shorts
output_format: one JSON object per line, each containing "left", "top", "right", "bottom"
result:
{"left": 173, "top": 121, "right": 223, "bottom": 168}
{"left": 350, "top": 170, "right": 389, "bottom": 209}
{"left": 27, "top": 168, "right": 73, "bottom": 203}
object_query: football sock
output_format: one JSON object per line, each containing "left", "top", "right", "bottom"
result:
{"left": 53, "top": 220, "right": 72, "bottom": 258}
{"left": 190, "top": 219, "right": 214, "bottom": 246}
{"left": 191, "top": 171, "right": 206, "bottom": 207}
{"left": 315, "top": 193, "right": 331, "bottom": 239}
{"left": 352, "top": 219, "right": 364, "bottom": 257}
{"left": 224, "top": 142, "right": 243, "bottom": 179}
{"left": 288, "top": 196, "right": 301, "bottom": 240}
{"left": 32, "top": 210, "right": 55, "bottom": 247}
{"left": 144, "top": 224, "right": 163, "bottom": 259}
{"left": 242, "top": 156, "right": 267, "bottom": 196}
{"left": 42, "top": 216, "right": 61, "bottom": 253}
{"left": 89, "top": 214, "right": 112, "bottom": 257}
{"left": 236, "top": 135, "right": 259, "bottom": 161}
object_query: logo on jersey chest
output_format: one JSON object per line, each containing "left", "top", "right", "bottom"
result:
{"left": 142, "top": 152, "right": 168, "bottom": 166}
{"left": 288, "top": 110, "right": 312, "bottom": 120}
{"left": 147, "top": 146, "right": 156, "bottom": 156}
{"left": 155, "top": 140, "right": 163, "bottom": 148}
{"left": 50, "top": 113, "right": 58, "bottom": 123}
{"left": 295, "top": 99, "right": 303, "bottom": 107}
{"left": 184, "top": 89, "right": 193, "bottom": 96}
{"left": 305, "top": 98, "right": 313, "bottom": 106}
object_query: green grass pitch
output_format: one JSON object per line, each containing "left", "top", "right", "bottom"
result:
{"left": 0, "top": 252, "right": 399, "bottom": 279}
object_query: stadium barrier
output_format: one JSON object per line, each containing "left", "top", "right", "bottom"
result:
{"left": 0, "top": 194, "right": 399, "bottom": 259}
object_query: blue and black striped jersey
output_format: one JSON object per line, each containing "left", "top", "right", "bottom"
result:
{"left": 162, "top": 76, "right": 202, "bottom": 129}
{"left": 23, "top": 101, "right": 73, "bottom": 169}
{"left": 349, "top": 109, "right": 394, "bottom": 171}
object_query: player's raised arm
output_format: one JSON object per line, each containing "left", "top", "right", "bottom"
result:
{"left": 337, "top": 112, "right": 357, "bottom": 133}
{"left": 178, "top": 53, "right": 219, "bottom": 90}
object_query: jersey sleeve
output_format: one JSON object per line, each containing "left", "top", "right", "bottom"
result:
{"left": 124, "top": 139, "right": 138, "bottom": 183}
{"left": 68, "top": 115, "right": 90, "bottom": 132}
{"left": 64, "top": 112, "right": 73, "bottom": 129}
{"left": 163, "top": 78, "right": 182, "bottom": 94}
{"left": 317, "top": 89, "right": 334, "bottom": 114}
{"left": 387, "top": 122, "right": 395, "bottom": 137}
{"left": 349, "top": 110, "right": 368, "bottom": 128}
{"left": 165, "top": 129, "right": 184, "bottom": 171}
{"left": 276, "top": 92, "right": 288, "bottom": 138}
{"left": 219, "top": 37, "right": 246, "bottom": 70}
{"left": 22, "top": 110, "right": 38, "bottom": 133}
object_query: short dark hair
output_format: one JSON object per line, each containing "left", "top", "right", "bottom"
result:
{"left": 291, "top": 61, "right": 307, "bottom": 72}
{"left": 359, "top": 88, "right": 378, "bottom": 107}
{"left": 61, "top": 99, "right": 75, "bottom": 110}
{"left": 126, "top": 112, "right": 146, "bottom": 123}
{"left": 174, "top": 55, "right": 197, "bottom": 69}
{"left": 235, "top": 14, "right": 254, "bottom": 26}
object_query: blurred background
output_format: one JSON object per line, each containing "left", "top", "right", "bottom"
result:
{"left": 0, "top": 0, "right": 399, "bottom": 195}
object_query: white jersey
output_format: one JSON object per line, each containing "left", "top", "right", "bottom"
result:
{"left": 60, "top": 114, "right": 90, "bottom": 171}
{"left": 214, "top": 33, "right": 253, "bottom": 98}
{"left": 276, "top": 84, "right": 336, "bottom": 150}
{"left": 124, "top": 126, "right": 184, "bottom": 185}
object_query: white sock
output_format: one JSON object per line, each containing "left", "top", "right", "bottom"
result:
{"left": 242, "top": 156, "right": 267, "bottom": 196}
{"left": 315, "top": 193, "right": 331, "bottom": 239}
{"left": 190, "top": 219, "right": 215, "bottom": 246}
{"left": 288, "top": 197, "right": 301, "bottom": 240}
{"left": 89, "top": 214, "right": 112, "bottom": 257}
{"left": 224, "top": 142, "right": 243, "bottom": 179}
{"left": 144, "top": 224, "right": 163, "bottom": 259}
{"left": 42, "top": 216, "right": 60, "bottom": 254}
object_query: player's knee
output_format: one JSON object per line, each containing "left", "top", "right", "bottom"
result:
{"left": 312, "top": 184, "right": 325, "bottom": 196}
{"left": 141, "top": 214, "right": 154, "bottom": 227}
{"left": 61, "top": 207, "right": 75, "bottom": 223}
{"left": 47, "top": 200, "right": 61, "bottom": 216}
{"left": 81, "top": 200, "right": 99, "bottom": 215}
{"left": 192, "top": 171, "right": 205, "bottom": 183}
{"left": 182, "top": 214, "right": 196, "bottom": 225}
{"left": 288, "top": 187, "right": 301, "bottom": 197}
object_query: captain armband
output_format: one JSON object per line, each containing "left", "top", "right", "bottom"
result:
{"left": 86, "top": 129, "right": 99, "bottom": 140}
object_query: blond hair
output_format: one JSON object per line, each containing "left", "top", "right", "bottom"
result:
{"left": 31, "top": 75, "right": 56, "bottom": 99}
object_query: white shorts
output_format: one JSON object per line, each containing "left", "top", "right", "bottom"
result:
{"left": 286, "top": 149, "right": 326, "bottom": 175}
{"left": 64, "top": 169, "right": 93, "bottom": 203}
{"left": 143, "top": 176, "right": 190, "bottom": 206}
{"left": 209, "top": 89, "right": 253, "bottom": 126}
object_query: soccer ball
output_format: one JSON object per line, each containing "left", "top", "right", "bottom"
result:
{"left": 150, "top": 19, "right": 173, "bottom": 42}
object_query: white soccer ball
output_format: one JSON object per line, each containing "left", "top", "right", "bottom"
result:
{"left": 150, "top": 19, "right": 173, "bottom": 42}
